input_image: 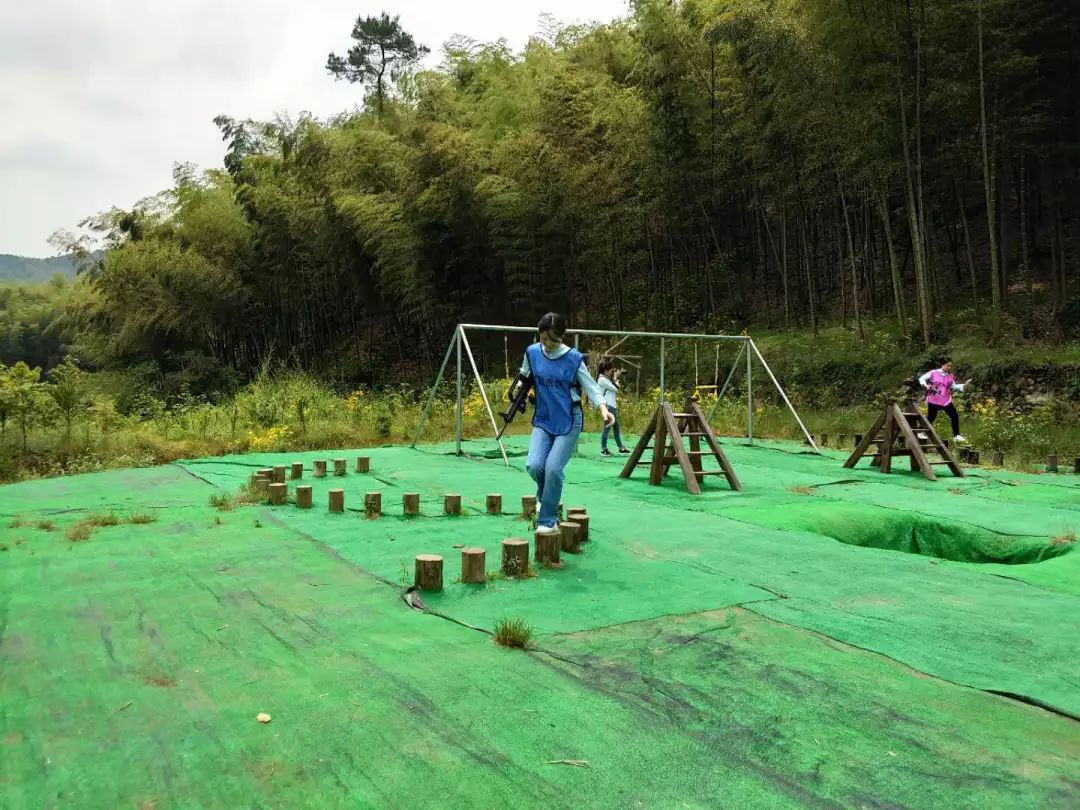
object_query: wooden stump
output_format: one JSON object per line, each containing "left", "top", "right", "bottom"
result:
{"left": 969, "top": 450, "right": 981, "bottom": 465}
{"left": 534, "top": 529, "right": 561, "bottom": 565}
{"left": 559, "top": 521, "right": 581, "bottom": 554}
{"left": 364, "top": 492, "right": 382, "bottom": 519}
{"left": 269, "top": 482, "right": 287, "bottom": 505}
{"left": 333, "top": 458, "right": 347, "bottom": 477}
{"left": 328, "top": 489, "right": 345, "bottom": 513}
{"left": 837, "top": 435, "right": 846, "bottom": 450}
{"left": 820, "top": 433, "right": 829, "bottom": 447}
{"left": 249, "top": 473, "right": 264, "bottom": 487}
{"left": 296, "top": 485, "right": 313, "bottom": 509}
{"left": 1047, "top": 454, "right": 1059, "bottom": 473}
{"left": 992, "top": 451, "right": 1005, "bottom": 467}
{"left": 257, "top": 467, "right": 274, "bottom": 479}
{"left": 356, "top": 456, "right": 370, "bottom": 473}
{"left": 567, "top": 512, "right": 589, "bottom": 543}
{"left": 444, "top": 494, "right": 462, "bottom": 515}
{"left": 254, "top": 477, "right": 270, "bottom": 496}
{"left": 501, "top": 538, "right": 530, "bottom": 577}
{"left": 460, "top": 548, "right": 486, "bottom": 584}
{"left": 414, "top": 554, "right": 444, "bottom": 591}
{"left": 313, "top": 460, "right": 327, "bottom": 478}
{"left": 272, "top": 465, "right": 286, "bottom": 484}
{"left": 403, "top": 492, "right": 420, "bottom": 516}
{"left": 521, "top": 495, "right": 537, "bottom": 520}
{"left": 486, "top": 494, "right": 502, "bottom": 515}
{"left": 290, "top": 462, "right": 304, "bottom": 480}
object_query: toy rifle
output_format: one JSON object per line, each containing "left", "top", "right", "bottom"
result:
{"left": 497, "top": 373, "right": 534, "bottom": 440}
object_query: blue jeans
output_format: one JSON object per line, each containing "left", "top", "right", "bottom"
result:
{"left": 601, "top": 406, "right": 624, "bottom": 451}
{"left": 526, "top": 406, "right": 583, "bottom": 528}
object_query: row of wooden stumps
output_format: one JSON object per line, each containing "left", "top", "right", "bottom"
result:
{"left": 414, "top": 506, "right": 591, "bottom": 592}
{"left": 250, "top": 456, "right": 372, "bottom": 509}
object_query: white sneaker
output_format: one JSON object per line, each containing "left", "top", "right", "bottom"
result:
{"left": 954, "top": 435, "right": 967, "bottom": 443}
{"left": 535, "top": 524, "right": 560, "bottom": 534}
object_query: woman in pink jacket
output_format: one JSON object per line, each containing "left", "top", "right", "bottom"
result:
{"left": 918, "top": 357, "right": 972, "bottom": 443}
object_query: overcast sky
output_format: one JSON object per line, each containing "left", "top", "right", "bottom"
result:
{"left": 0, "top": 1, "right": 629, "bottom": 257}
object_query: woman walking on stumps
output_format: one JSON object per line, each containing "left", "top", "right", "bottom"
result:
{"left": 919, "top": 357, "right": 971, "bottom": 443}
{"left": 521, "top": 313, "right": 614, "bottom": 534}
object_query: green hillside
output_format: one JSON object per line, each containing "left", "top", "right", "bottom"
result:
{"left": 0, "top": 253, "right": 77, "bottom": 282}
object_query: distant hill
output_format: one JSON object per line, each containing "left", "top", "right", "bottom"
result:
{"left": 0, "top": 253, "right": 80, "bottom": 283}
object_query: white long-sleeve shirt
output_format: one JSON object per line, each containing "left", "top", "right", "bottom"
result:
{"left": 597, "top": 374, "right": 619, "bottom": 409}
{"left": 918, "top": 369, "right": 966, "bottom": 393}
{"left": 520, "top": 343, "right": 605, "bottom": 407}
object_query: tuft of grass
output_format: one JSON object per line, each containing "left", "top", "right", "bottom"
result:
{"left": 253, "top": 519, "right": 262, "bottom": 529}
{"left": 85, "top": 512, "right": 121, "bottom": 527}
{"left": 66, "top": 523, "right": 93, "bottom": 542}
{"left": 127, "top": 512, "right": 155, "bottom": 525}
{"left": 35, "top": 520, "right": 56, "bottom": 531}
{"left": 209, "top": 492, "right": 236, "bottom": 511}
{"left": 213, "top": 516, "right": 223, "bottom": 525}
{"left": 7, "top": 518, "right": 28, "bottom": 529}
{"left": 0, "top": 543, "right": 8, "bottom": 551}
{"left": 1053, "top": 531, "right": 1076, "bottom": 547}
{"left": 789, "top": 485, "right": 815, "bottom": 496}
{"left": 493, "top": 617, "right": 533, "bottom": 649}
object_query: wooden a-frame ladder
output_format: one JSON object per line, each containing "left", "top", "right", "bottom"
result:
{"left": 620, "top": 396, "right": 741, "bottom": 494}
{"left": 844, "top": 399, "right": 964, "bottom": 481}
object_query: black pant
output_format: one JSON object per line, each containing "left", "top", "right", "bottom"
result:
{"left": 927, "top": 402, "right": 960, "bottom": 436}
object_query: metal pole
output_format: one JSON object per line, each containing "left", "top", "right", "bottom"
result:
{"left": 709, "top": 342, "right": 745, "bottom": 423}
{"left": 412, "top": 331, "right": 458, "bottom": 448}
{"left": 459, "top": 327, "right": 510, "bottom": 466}
{"left": 659, "top": 337, "right": 666, "bottom": 403}
{"left": 750, "top": 339, "right": 819, "bottom": 452}
{"left": 747, "top": 338, "right": 754, "bottom": 444}
{"left": 459, "top": 323, "right": 752, "bottom": 340}
{"left": 455, "top": 328, "right": 463, "bottom": 455}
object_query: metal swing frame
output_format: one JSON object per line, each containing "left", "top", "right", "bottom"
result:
{"left": 411, "top": 323, "right": 819, "bottom": 465}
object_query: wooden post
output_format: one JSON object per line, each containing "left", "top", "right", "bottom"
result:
{"left": 290, "top": 462, "right": 304, "bottom": 480}
{"left": 970, "top": 450, "right": 980, "bottom": 465}
{"left": 269, "top": 482, "right": 287, "bottom": 505}
{"left": 1046, "top": 454, "right": 1059, "bottom": 473}
{"left": 403, "top": 493, "right": 420, "bottom": 516}
{"left": 296, "top": 485, "right": 313, "bottom": 509}
{"left": 444, "top": 494, "right": 462, "bottom": 515}
{"left": 1073, "top": 457, "right": 1080, "bottom": 474}
{"left": 567, "top": 511, "right": 589, "bottom": 543}
{"left": 854, "top": 434, "right": 863, "bottom": 447}
{"left": 486, "top": 494, "right": 502, "bottom": 515}
{"left": 521, "top": 495, "right": 537, "bottom": 520}
{"left": 820, "top": 433, "right": 829, "bottom": 447}
{"left": 992, "top": 451, "right": 1004, "bottom": 467}
{"left": 356, "top": 456, "right": 370, "bottom": 473}
{"left": 272, "top": 465, "right": 286, "bottom": 484}
{"left": 535, "top": 529, "right": 561, "bottom": 565}
{"left": 329, "top": 489, "right": 344, "bottom": 513}
{"left": 837, "top": 434, "right": 846, "bottom": 449}
{"left": 501, "top": 538, "right": 530, "bottom": 577}
{"left": 313, "top": 460, "right": 327, "bottom": 478}
{"left": 254, "top": 477, "right": 270, "bottom": 497}
{"left": 560, "top": 521, "right": 581, "bottom": 554}
{"left": 364, "top": 492, "right": 382, "bottom": 518}
{"left": 414, "top": 555, "right": 443, "bottom": 591}
{"left": 460, "top": 548, "right": 486, "bottom": 584}
{"left": 333, "top": 458, "right": 347, "bottom": 477}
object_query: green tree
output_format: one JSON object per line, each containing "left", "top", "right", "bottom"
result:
{"left": 5, "top": 361, "right": 51, "bottom": 452}
{"left": 327, "top": 13, "right": 429, "bottom": 116}
{"left": 47, "top": 358, "right": 89, "bottom": 446}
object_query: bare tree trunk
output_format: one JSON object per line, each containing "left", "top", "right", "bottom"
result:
{"left": 800, "top": 213, "right": 818, "bottom": 335}
{"left": 978, "top": 0, "right": 1003, "bottom": 342}
{"left": 878, "top": 189, "right": 906, "bottom": 327}
{"left": 956, "top": 178, "right": 979, "bottom": 309}
{"left": 897, "top": 66, "right": 932, "bottom": 344}
{"left": 838, "top": 171, "right": 865, "bottom": 340}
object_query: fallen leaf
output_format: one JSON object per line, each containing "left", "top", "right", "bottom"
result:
{"left": 256, "top": 713, "right": 272, "bottom": 724}
{"left": 114, "top": 701, "right": 133, "bottom": 714}
{"left": 546, "top": 759, "right": 588, "bottom": 768}
{"left": 217, "top": 625, "right": 229, "bottom": 631}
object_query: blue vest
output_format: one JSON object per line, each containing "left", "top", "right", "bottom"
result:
{"left": 527, "top": 343, "right": 582, "bottom": 436}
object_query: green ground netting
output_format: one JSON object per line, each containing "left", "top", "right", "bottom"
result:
{"left": 2, "top": 433, "right": 1078, "bottom": 808}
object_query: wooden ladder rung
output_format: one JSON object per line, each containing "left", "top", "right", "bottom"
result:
{"left": 694, "top": 471, "right": 728, "bottom": 477}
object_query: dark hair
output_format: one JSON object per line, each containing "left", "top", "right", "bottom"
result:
{"left": 598, "top": 359, "right": 614, "bottom": 376}
{"left": 940, "top": 356, "right": 953, "bottom": 365}
{"left": 537, "top": 312, "right": 566, "bottom": 339}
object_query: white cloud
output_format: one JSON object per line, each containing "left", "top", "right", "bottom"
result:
{"left": 0, "top": 0, "right": 630, "bottom": 257}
